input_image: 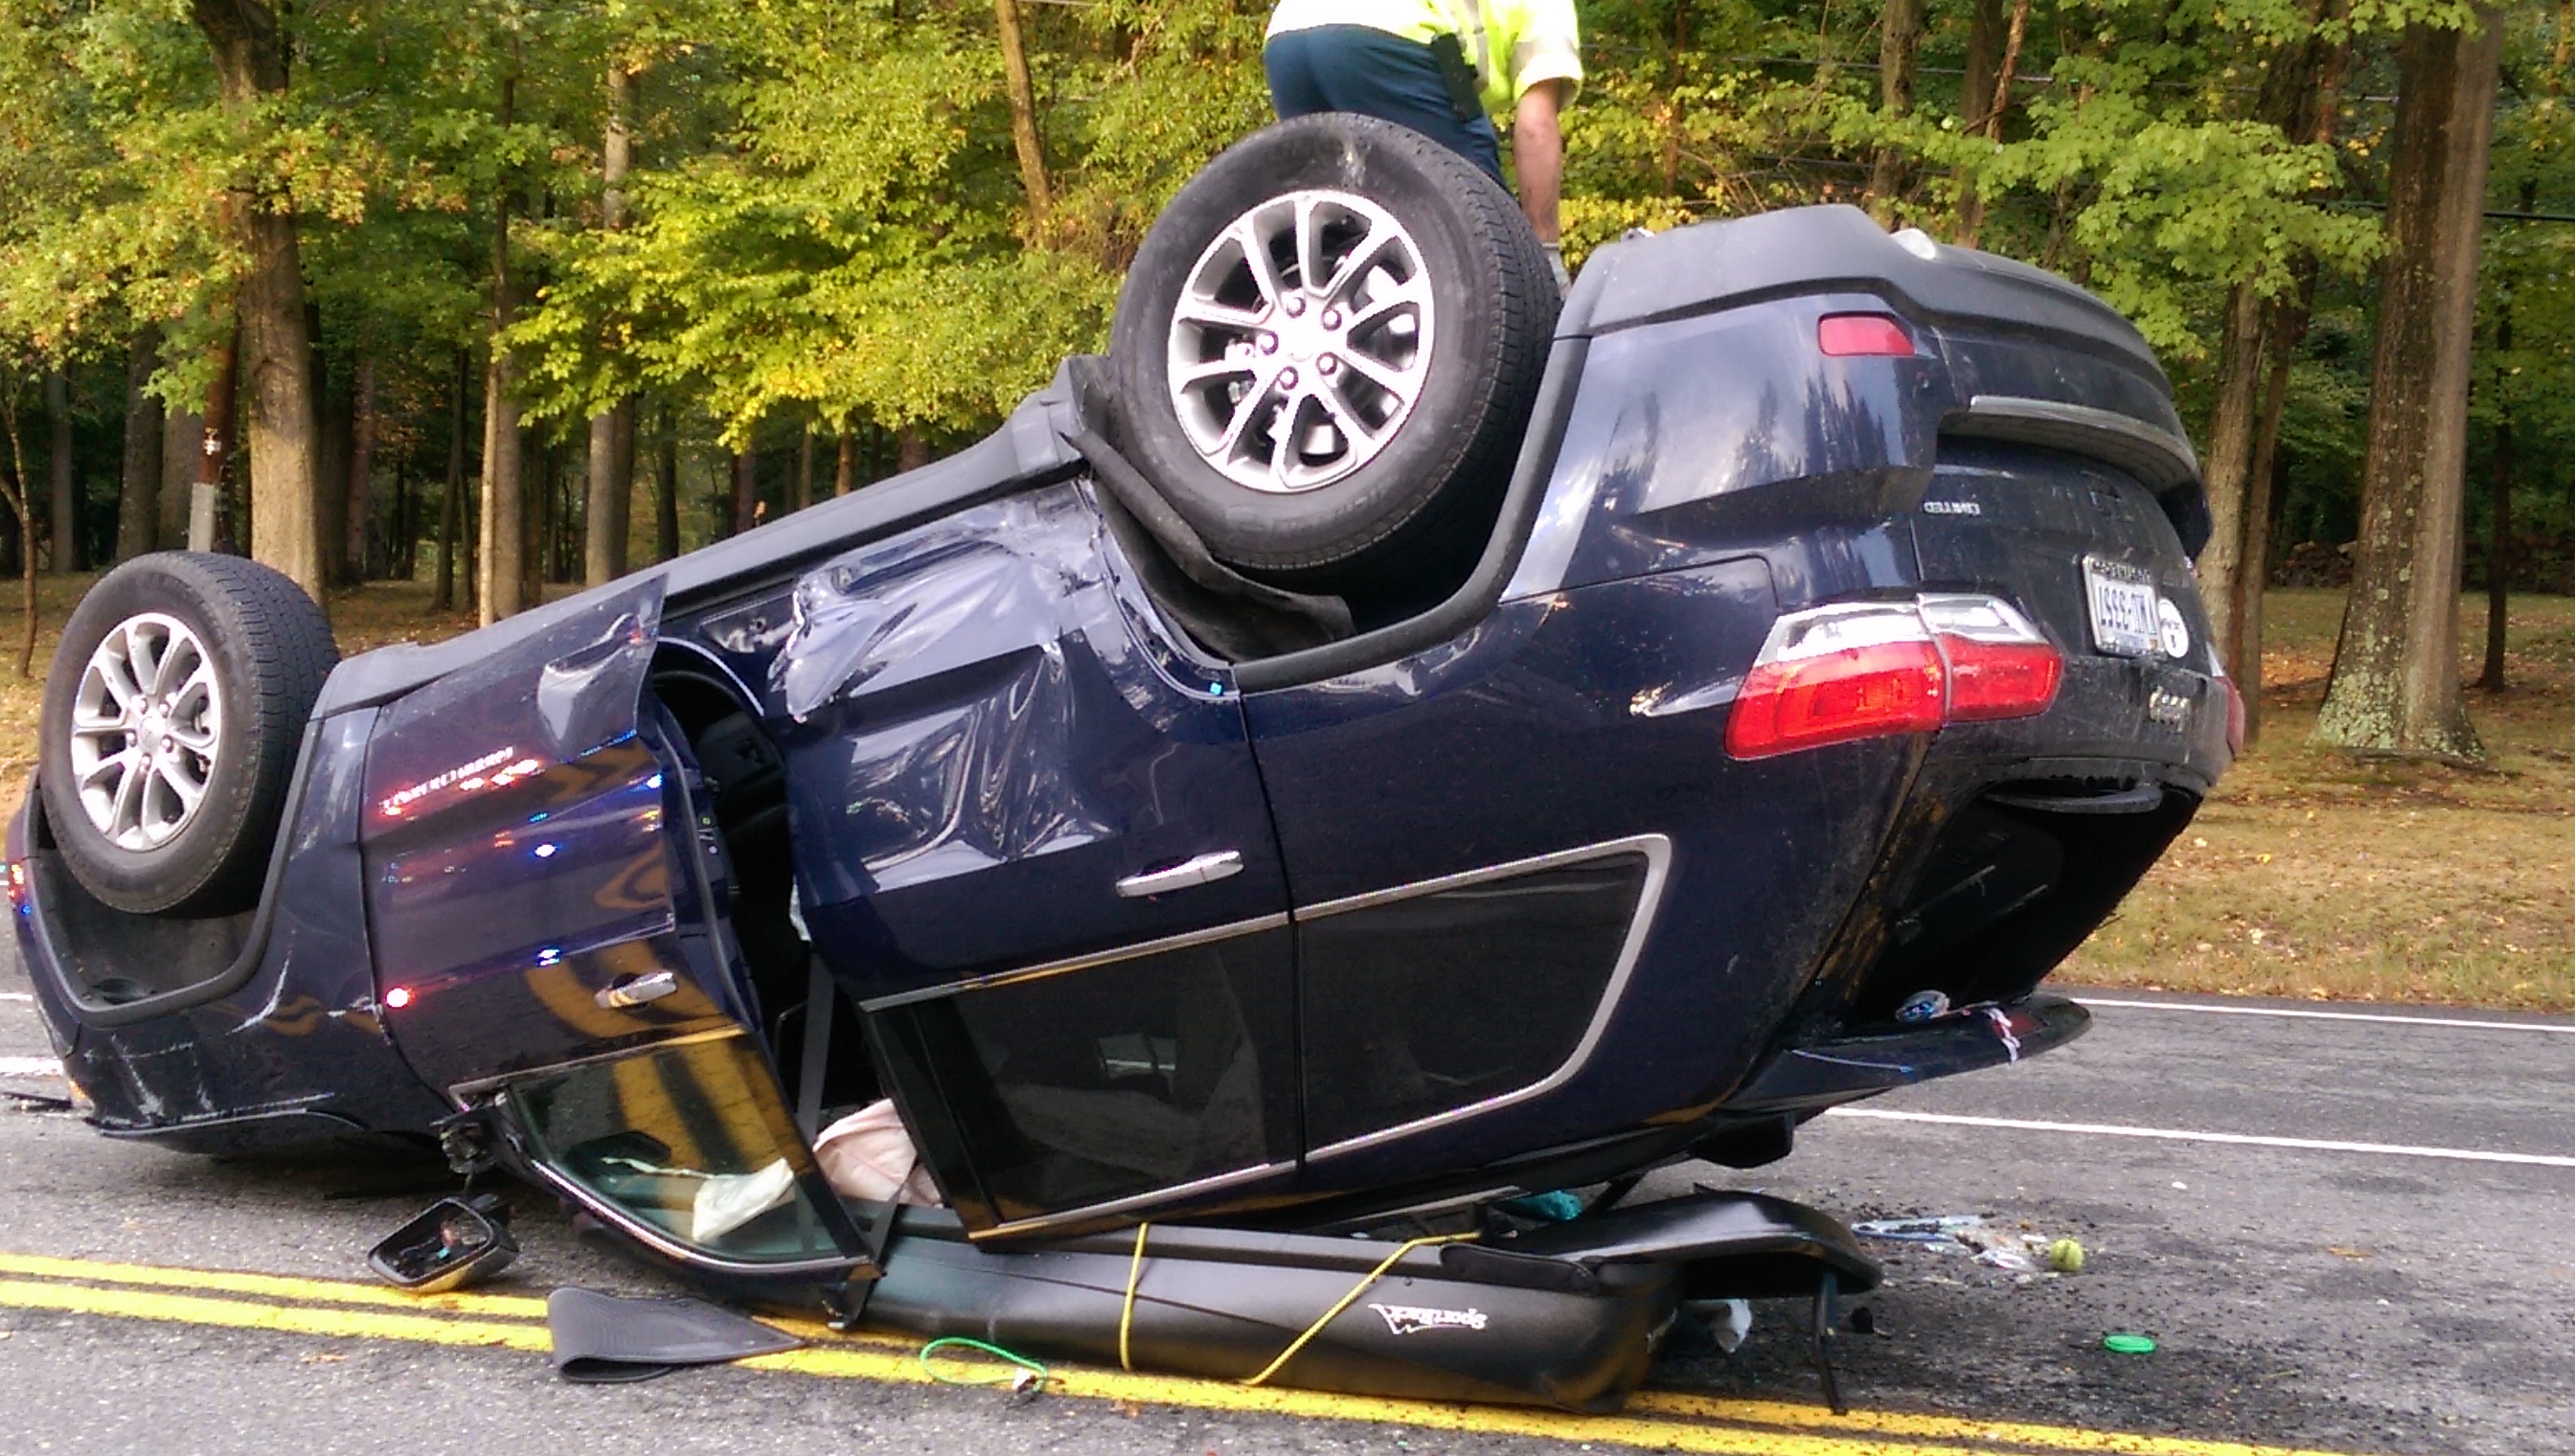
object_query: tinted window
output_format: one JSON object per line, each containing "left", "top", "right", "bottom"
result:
{"left": 509, "top": 1033, "right": 853, "bottom": 1264}
{"left": 867, "top": 929, "right": 1296, "bottom": 1227}
{"left": 1300, "top": 853, "right": 1650, "bottom": 1150}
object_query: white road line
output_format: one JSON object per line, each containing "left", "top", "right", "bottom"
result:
{"left": 1822, "top": 1106, "right": 2575, "bottom": 1168}
{"left": 2079, "top": 996, "right": 2575, "bottom": 1035}
{"left": 0, "top": 992, "right": 32, "bottom": 1004}
{"left": 0, "top": 1057, "right": 62, "bottom": 1079}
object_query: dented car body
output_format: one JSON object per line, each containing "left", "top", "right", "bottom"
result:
{"left": 12, "top": 208, "right": 2228, "bottom": 1403}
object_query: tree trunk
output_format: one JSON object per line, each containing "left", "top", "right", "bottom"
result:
{"left": 479, "top": 334, "right": 522, "bottom": 624}
{"left": 314, "top": 348, "right": 352, "bottom": 588}
{"left": 585, "top": 399, "right": 634, "bottom": 584}
{"left": 117, "top": 329, "right": 164, "bottom": 564}
{"left": 436, "top": 353, "right": 467, "bottom": 610}
{"left": 2237, "top": 277, "right": 2314, "bottom": 747}
{"left": 2313, "top": 8, "right": 2501, "bottom": 761}
{"left": 44, "top": 368, "right": 75, "bottom": 573}
{"left": 392, "top": 451, "right": 410, "bottom": 581}
{"left": 2195, "top": 6, "right": 2335, "bottom": 693}
{"left": 654, "top": 411, "right": 679, "bottom": 562}
{"left": 728, "top": 447, "right": 757, "bottom": 536}
{"left": 159, "top": 406, "right": 196, "bottom": 550}
{"left": 1, "top": 393, "right": 39, "bottom": 674}
{"left": 2196, "top": 283, "right": 2267, "bottom": 688}
{"left": 1955, "top": 0, "right": 2030, "bottom": 248}
{"left": 583, "top": 63, "right": 636, "bottom": 587}
{"left": 528, "top": 436, "right": 555, "bottom": 599}
{"left": 190, "top": 327, "right": 238, "bottom": 552}
{"left": 1952, "top": 0, "right": 2006, "bottom": 239}
{"left": 478, "top": 74, "right": 524, "bottom": 626}
{"left": 991, "top": 0, "right": 1052, "bottom": 219}
{"left": 194, "top": 0, "right": 325, "bottom": 602}
{"left": 795, "top": 421, "right": 814, "bottom": 512}
{"left": 346, "top": 356, "right": 376, "bottom": 579}
{"left": 1866, "top": 0, "right": 1926, "bottom": 220}
{"left": 897, "top": 427, "right": 930, "bottom": 473}
{"left": 835, "top": 432, "right": 855, "bottom": 496}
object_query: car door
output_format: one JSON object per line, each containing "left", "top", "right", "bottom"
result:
{"left": 765, "top": 485, "right": 1298, "bottom": 1237}
{"left": 364, "top": 580, "right": 869, "bottom": 1275}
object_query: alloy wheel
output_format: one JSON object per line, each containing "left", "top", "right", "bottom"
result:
{"left": 1165, "top": 189, "right": 1437, "bottom": 494}
{"left": 67, "top": 611, "right": 224, "bottom": 851}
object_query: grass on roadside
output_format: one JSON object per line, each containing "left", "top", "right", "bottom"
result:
{"left": 2060, "top": 589, "right": 2575, "bottom": 1011}
{"left": 0, "top": 570, "right": 2567, "bottom": 1012}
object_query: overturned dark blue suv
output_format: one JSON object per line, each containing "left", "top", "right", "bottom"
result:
{"left": 12, "top": 118, "right": 2230, "bottom": 1412}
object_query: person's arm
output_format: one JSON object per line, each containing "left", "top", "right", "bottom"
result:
{"left": 1512, "top": 78, "right": 1567, "bottom": 244}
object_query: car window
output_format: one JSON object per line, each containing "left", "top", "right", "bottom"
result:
{"left": 505, "top": 1032, "right": 854, "bottom": 1264}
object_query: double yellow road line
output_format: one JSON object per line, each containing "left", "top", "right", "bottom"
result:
{"left": 0, "top": 1252, "right": 2360, "bottom": 1456}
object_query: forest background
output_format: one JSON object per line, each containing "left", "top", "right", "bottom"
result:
{"left": 0, "top": 0, "right": 2564, "bottom": 738}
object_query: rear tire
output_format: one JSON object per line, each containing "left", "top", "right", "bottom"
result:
{"left": 1109, "top": 114, "right": 1558, "bottom": 588}
{"left": 39, "top": 552, "right": 337, "bottom": 917}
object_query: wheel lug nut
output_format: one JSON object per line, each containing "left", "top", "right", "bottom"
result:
{"left": 1278, "top": 368, "right": 1299, "bottom": 389}
{"left": 1260, "top": 332, "right": 1279, "bottom": 353}
{"left": 1321, "top": 309, "right": 1341, "bottom": 330}
{"left": 1283, "top": 297, "right": 1305, "bottom": 318}
{"left": 1318, "top": 354, "right": 1338, "bottom": 375}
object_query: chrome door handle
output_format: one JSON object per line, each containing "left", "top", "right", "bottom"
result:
{"left": 597, "top": 970, "right": 679, "bottom": 1010}
{"left": 1116, "top": 851, "right": 1244, "bottom": 899}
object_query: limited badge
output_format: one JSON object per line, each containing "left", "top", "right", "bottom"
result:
{"left": 2155, "top": 598, "right": 2191, "bottom": 659}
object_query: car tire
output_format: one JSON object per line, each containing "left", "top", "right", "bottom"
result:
{"left": 38, "top": 552, "right": 337, "bottom": 918}
{"left": 1109, "top": 114, "right": 1559, "bottom": 586}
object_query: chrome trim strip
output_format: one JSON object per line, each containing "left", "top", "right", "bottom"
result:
{"left": 1299, "top": 831, "right": 1670, "bottom": 921}
{"left": 1945, "top": 395, "right": 2200, "bottom": 492}
{"left": 1303, "top": 832, "right": 1674, "bottom": 1160}
{"left": 858, "top": 912, "right": 1292, "bottom": 1011}
{"left": 971, "top": 1159, "right": 1297, "bottom": 1240}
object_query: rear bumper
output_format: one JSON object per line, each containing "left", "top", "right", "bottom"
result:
{"left": 1721, "top": 991, "right": 2089, "bottom": 1115}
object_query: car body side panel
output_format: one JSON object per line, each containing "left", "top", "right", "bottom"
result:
{"left": 768, "top": 484, "right": 1296, "bottom": 1233}
{"left": 1505, "top": 296, "right": 1942, "bottom": 604}
{"left": 775, "top": 485, "right": 1288, "bottom": 1000}
{"left": 359, "top": 581, "right": 751, "bottom": 1091}
{"left": 44, "top": 710, "right": 449, "bottom": 1145}
{"left": 1245, "top": 561, "right": 1920, "bottom": 1196}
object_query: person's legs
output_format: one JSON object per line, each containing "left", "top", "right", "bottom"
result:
{"left": 1262, "top": 25, "right": 1504, "bottom": 185}
{"left": 1264, "top": 27, "right": 1332, "bottom": 119}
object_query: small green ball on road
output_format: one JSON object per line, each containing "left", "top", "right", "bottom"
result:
{"left": 2047, "top": 1238, "right": 2085, "bottom": 1273}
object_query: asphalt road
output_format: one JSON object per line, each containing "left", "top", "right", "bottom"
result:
{"left": 3, "top": 953, "right": 2569, "bottom": 1456}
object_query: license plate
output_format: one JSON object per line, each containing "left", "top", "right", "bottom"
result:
{"left": 2083, "top": 558, "right": 2160, "bottom": 657}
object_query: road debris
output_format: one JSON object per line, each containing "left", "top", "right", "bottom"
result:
{"left": 1853, "top": 1215, "right": 2087, "bottom": 1278}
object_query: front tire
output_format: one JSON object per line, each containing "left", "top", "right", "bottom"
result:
{"left": 1109, "top": 114, "right": 1558, "bottom": 587}
{"left": 39, "top": 553, "right": 337, "bottom": 917}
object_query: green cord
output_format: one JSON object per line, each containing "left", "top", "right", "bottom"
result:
{"left": 919, "top": 1335, "right": 1050, "bottom": 1393}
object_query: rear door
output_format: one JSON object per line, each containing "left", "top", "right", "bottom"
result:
{"left": 364, "top": 580, "right": 868, "bottom": 1274}
{"left": 769, "top": 486, "right": 1299, "bottom": 1236}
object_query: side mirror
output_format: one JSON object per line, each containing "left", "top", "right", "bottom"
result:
{"left": 368, "top": 1194, "right": 519, "bottom": 1294}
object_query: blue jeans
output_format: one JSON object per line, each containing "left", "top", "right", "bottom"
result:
{"left": 1264, "top": 25, "right": 1505, "bottom": 186}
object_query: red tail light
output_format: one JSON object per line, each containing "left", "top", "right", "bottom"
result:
{"left": 1817, "top": 312, "right": 1916, "bottom": 357}
{"left": 1727, "top": 595, "right": 2060, "bottom": 760}
{"left": 1725, "top": 604, "right": 1947, "bottom": 759}
{"left": 1920, "top": 594, "right": 2062, "bottom": 720}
